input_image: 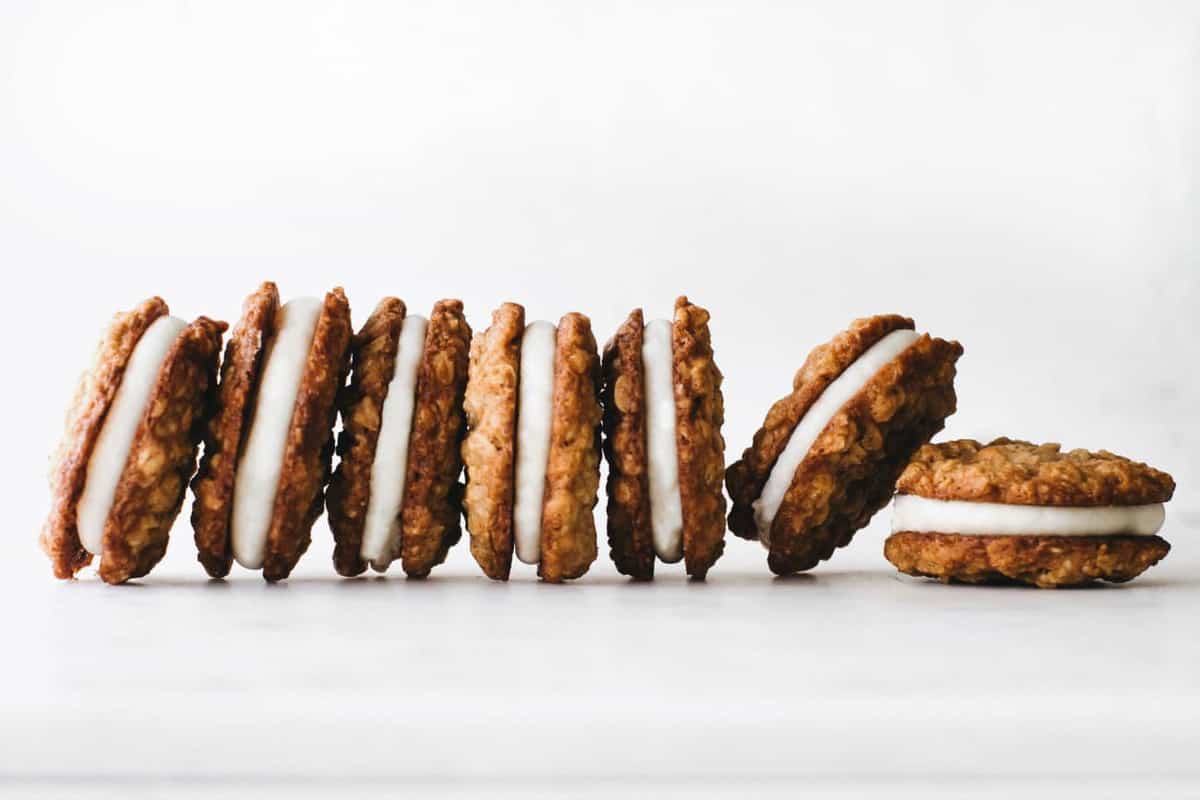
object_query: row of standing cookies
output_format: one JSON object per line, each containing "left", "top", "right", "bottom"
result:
{"left": 41, "top": 283, "right": 1177, "bottom": 587}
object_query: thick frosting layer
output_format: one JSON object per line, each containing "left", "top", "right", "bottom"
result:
{"left": 642, "top": 318, "right": 683, "bottom": 563}
{"left": 512, "top": 320, "right": 556, "bottom": 565}
{"left": 360, "top": 314, "right": 429, "bottom": 572}
{"left": 892, "top": 495, "right": 1166, "bottom": 537}
{"left": 232, "top": 297, "right": 322, "bottom": 569}
{"left": 77, "top": 315, "right": 188, "bottom": 555}
{"left": 754, "top": 328, "right": 921, "bottom": 544}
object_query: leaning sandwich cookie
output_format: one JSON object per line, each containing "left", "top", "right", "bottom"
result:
{"left": 885, "top": 439, "right": 1175, "bottom": 587}
{"left": 601, "top": 297, "right": 726, "bottom": 579}
{"left": 461, "top": 304, "right": 602, "bottom": 582}
{"left": 326, "top": 298, "right": 471, "bottom": 577}
{"left": 726, "top": 315, "right": 962, "bottom": 575}
{"left": 191, "top": 283, "right": 352, "bottom": 581}
{"left": 41, "top": 297, "right": 225, "bottom": 584}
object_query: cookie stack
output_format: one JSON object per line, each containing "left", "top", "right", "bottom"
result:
{"left": 40, "top": 288, "right": 1178, "bottom": 587}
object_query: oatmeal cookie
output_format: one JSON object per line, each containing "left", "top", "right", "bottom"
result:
{"left": 399, "top": 300, "right": 472, "bottom": 577}
{"left": 461, "top": 303, "right": 523, "bottom": 580}
{"left": 671, "top": 296, "right": 726, "bottom": 579}
{"left": 41, "top": 300, "right": 225, "bottom": 583}
{"left": 537, "top": 312, "right": 601, "bottom": 583}
{"left": 260, "top": 288, "right": 353, "bottom": 581}
{"left": 885, "top": 531, "right": 1171, "bottom": 588}
{"left": 191, "top": 282, "right": 280, "bottom": 578}
{"left": 327, "top": 298, "right": 407, "bottom": 577}
{"left": 897, "top": 439, "right": 1175, "bottom": 507}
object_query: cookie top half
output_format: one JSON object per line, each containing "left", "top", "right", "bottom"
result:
{"left": 896, "top": 438, "right": 1176, "bottom": 507}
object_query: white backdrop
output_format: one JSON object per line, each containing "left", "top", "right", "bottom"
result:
{"left": 1, "top": 0, "right": 1196, "bottom": 575}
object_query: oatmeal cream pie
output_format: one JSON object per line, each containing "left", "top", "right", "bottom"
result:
{"left": 191, "top": 283, "right": 352, "bottom": 581}
{"left": 601, "top": 297, "right": 726, "bottom": 580}
{"left": 726, "top": 315, "right": 962, "bottom": 575}
{"left": 41, "top": 297, "right": 225, "bottom": 584}
{"left": 461, "top": 303, "right": 602, "bottom": 582}
{"left": 326, "top": 298, "right": 471, "bottom": 578}
{"left": 885, "top": 438, "right": 1175, "bottom": 587}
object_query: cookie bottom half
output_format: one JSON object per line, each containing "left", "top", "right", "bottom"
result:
{"left": 884, "top": 531, "right": 1170, "bottom": 588}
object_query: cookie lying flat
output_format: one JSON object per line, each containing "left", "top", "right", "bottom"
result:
{"left": 726, "top": 315, "right": 962, "bottom": 575}
{"left": 601, "top": 297, "right": 726, "bottom": 580}
{"left": 885, "top": 438, "right": 1175, "bottom": 587}
{"left": 191, "top": 283, "right": 352, "bottom": 581}
{"left": 461, "top": 304, "right": 602, "bottom": 582}
{"left": 41, "top": 298, "right": 225, "bottom": 584}
{"left": 327, "top": 298, "right": 471, "bottom": 578}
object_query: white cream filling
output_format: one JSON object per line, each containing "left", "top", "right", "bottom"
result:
{"left": 76, "top": 315, "right": 188, "bottom": 555}
{"left": 642, "top": 319, "right": 684, "bottom": 563}
{"left": 359, "top": 314, "right": 429, "bottom": 572}
{"left": 231, "top": 297, "right": 322, "bottom": 569}
{"left": 512, "top": 321, "right": 557, "bottom": 565}
{"left": 892, "top": 495, "right": 1165, "bottom": 537}
{"left": 753, "top": 328, "right": 921, "bottom": 545}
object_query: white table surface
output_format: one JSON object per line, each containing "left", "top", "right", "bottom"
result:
{"left": 4, "top": 511, "right": 1198, "bottom": 798}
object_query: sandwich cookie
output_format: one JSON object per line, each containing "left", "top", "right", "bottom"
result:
{"left": 326, "top": 298, "right": 471, "bottom": 577}
{"left": 191, "top": 283, "right": 352, "bottom": 581}
{"left": 41, "top": 297, "right": 225, "bottom": 584}
{"left": 726, "top": 315, "right": 962, "bottom": 575}
{"left": 885, "top": 438, "right": 1175, "bottom": 587}
{"left": 601, "top": 297, "right": 726, "bottom": 579}
{"left": 461, "top": 303, "right": 602, "bottom": 582}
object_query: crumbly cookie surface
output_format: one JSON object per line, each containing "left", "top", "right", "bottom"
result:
{"left": 897, "top": 439, "right": 1175, "bottom": 507}
{"left": 100, "top": 317, "right": 226, "bottom": 583}
{"left": 726, "top": 314, "right": 913, "bottom": 541}
{"left": 400, "top": 300, "right": 472, "bottom": 578}
{"left": 601, "top": 309, "right": 655, "bottom": 579}
{"left": 672, "top": 296, "right": 726, "bottom": 579}
{"left": 538, "top": 312, "right": 601, "bottom": 582}
{"left": 461, "top": 303, "right": 524, "bottom": 580}
{"left": 41, "top": 297, "right": 169, "bottom": 580}
{"left": 191, "top": 282, "right": 279, "bottom": 578}
{"left": 766, "top": 333, "right": 963, "bottom": 575}
{"left": 885, "top": 531, "right": 1170, "bottom": 588}
{"left": 326, "top": 298, "right": 406, "bottom": 577}
{"left": 261, "top": 288, "right": 353, "bottom": 581}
